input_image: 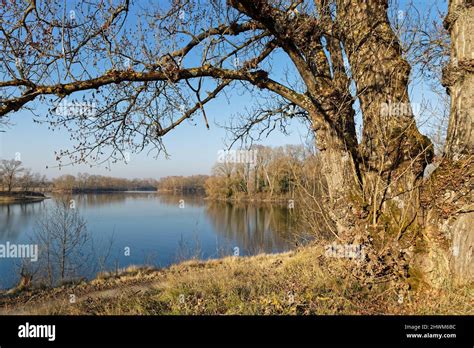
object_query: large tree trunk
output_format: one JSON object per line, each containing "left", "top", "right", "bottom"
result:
{"left": 310, "top": 2, "right": 365, "bottom": 234}
{"left": 422, "top": 0, "right": 474, "bottom": 284}
{"left": 337, "top": 0, "right": 433, "bottom": 230}
{"left": 443, "top": 0, "right": 474, "bottom": 159}
{"left": 312, "top": 110, "right": 363, "bottom": 234}
{"left": 444, "top": 0, "right": 474, "bottom": 282}
{"left": 329, "top": 0, "right": 435, "bottom": 288}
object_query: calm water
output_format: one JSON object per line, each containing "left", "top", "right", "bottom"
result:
{"left": 0, "top": 192, "right": 300, "bottom": 289}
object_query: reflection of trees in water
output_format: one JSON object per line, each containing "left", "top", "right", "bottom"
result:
{"left": 205, "top": 201, "right": 299, "bottom": 254}
{"left": 49, "top": 192, "right": 206, "bottom": 209}
{"left": 0, "top": 201, "right": 45, "bottom": 240}
{"left": 51, "top": 192, "right": 159, "bottom": 208}
{"left": 157, "top": 193, "right": 205, "bottom": 208}
{"left": 66, "top": 193, "right": 131, "bottom": 207}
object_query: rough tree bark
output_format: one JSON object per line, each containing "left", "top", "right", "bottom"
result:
{"left": 421, "top": 0, "right": 474, "bottom": 284}
{"left": 337, "top": 0, "right": 433, "bottom": 232}
{"left": 443, "top": 0, "right": 474, "bottom": 282}
{"left": 444, "top": 0, "right": 474, "bottom": 159}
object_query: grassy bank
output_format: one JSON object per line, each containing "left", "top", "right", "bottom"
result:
{"left": 0, "top": 244, "right": 472, "bottom": 315}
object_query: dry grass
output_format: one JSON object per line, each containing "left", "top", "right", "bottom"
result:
{"left": 0, "top": 245, "right": 472, "bottom": 315}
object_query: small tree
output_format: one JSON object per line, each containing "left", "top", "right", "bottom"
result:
{"left": 20, "top": 168, "right": 34, "bottom": 192}
{"left": 0, "top": 159, "right": 24, "bottom": 192}
{"left": 32, "top": 197, "right": 90, "bottom": 285}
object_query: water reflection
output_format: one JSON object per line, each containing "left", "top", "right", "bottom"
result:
{"left": 53, "top": 192, "right": 151, "bottom": 208}
{"left": 0, "top": 201, "right": 46, "bottom": 240}
{"left": 0, "top": 193, "right": 301, "bottom": 289}
{"left": 156, "top": 192, "right": 207, "bottom": 208}
{"left": 47, "top": 192, "right": 207, "bottom": 209}
{"left": 206, "top": 201, "right": 298, "bottom": 254}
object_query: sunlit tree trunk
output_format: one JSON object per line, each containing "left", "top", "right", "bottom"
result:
{"left": 336, "top": 0, "right": 433, "bottom": 244}
{"left": 444, "top": 0, "right": 474, "bottom": 158}
{"left": 431, "top": 0, "right": 474, "bottom": 282}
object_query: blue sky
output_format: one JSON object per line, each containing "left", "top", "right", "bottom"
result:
{"left": 0, "top": 0, "right": 447, "bottom": 179}
{"left": 0, "top": 89, "right": 310, "bottom": 178}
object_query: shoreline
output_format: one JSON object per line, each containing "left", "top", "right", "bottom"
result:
{"left": 0, "top": 191, "right": 49, "bottom": 204}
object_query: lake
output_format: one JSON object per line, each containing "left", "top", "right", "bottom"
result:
{"left": 0, "top": 192, "right": 301, "bottom": 289}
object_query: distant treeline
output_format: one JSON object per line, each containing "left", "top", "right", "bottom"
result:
{"left": 53, "top": 174, "right": 158, "bottom": 192}
{"left": 205, "top": 145, "right": 312, "bottom": 201}
{"left": 0, "top": 158, "right": 209, "bottom": 194}
{"left": 54, "top": 174, "right": 211, "bottom": 193}
{"left": 157, "top": 175, "right": 209, "bottom": 193}
{"left": 2, "top": 145, "right": 314, "bottom": 198}
{"left": 152, "top": 145, "right": 312, "bottom": 200}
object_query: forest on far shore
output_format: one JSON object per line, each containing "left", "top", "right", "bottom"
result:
{"left": 1, "top": 145, "right": 309, "bottom": 200}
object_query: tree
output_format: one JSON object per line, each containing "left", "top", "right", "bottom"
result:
{"left": 205, "top": 144, "right": 305, "bottom": 200}
{"left": 0, "top": 159, "right": 24, "bottom": 192}
{"left": 33, "top": 172, "right": 48, "bottom": 192}
{"left": 443, "top": 0, "right": 474, "bottom": 158}
{"left": 0, "top": 1, "right": 471, "bottom": 282}
{"left": 53, "top": 174, "right": 76, "bottom": 191}
{"left": 32, "top": 198, "right": 90, "bottom": 285}
{"left": 427, "top": 0, "right": 474, "bottom": 281}
{"left": 19, "top": 168, "right": 34, "bottom": 191}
